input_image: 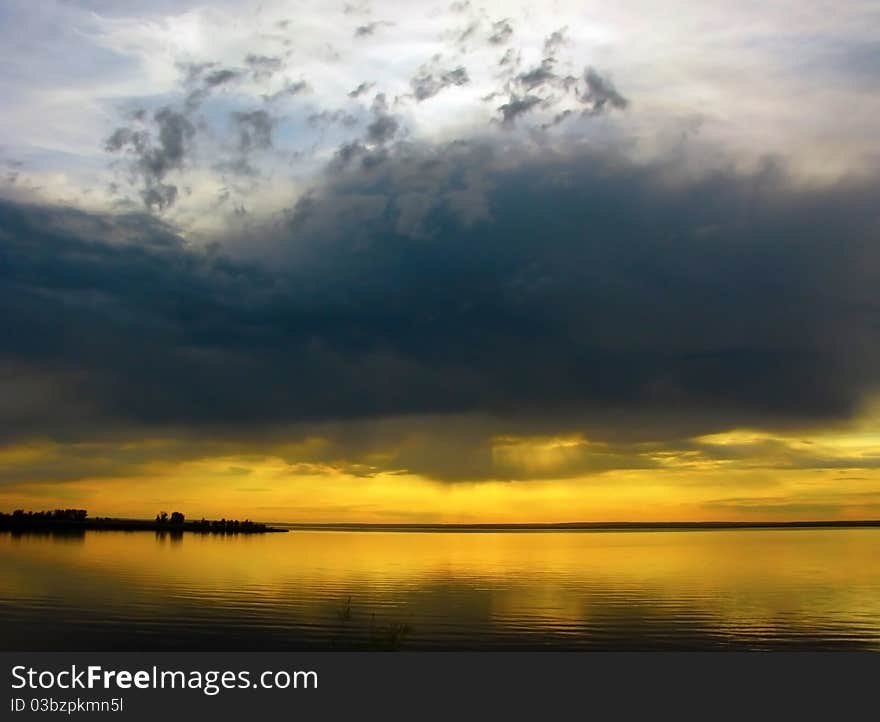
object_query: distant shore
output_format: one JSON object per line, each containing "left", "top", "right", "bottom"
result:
{"left": 4, "top": 515, "right": 879, "bottom": 535}
{"left": 0, "top": 514, "right": 287, "bottom": 534}
{"left": 277, "top": 520, "right": 880, "bottom": 533}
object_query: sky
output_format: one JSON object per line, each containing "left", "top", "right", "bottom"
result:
{"left": 2, "top": 0, "right": 880, "bottom": 522}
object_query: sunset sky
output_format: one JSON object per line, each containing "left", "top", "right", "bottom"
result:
{"left": 2, "top": 0, "right": 880, "bottom": 522}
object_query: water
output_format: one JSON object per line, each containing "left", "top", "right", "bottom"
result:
{"left": 2, "top": 527, "right": 879, "bottom": 650}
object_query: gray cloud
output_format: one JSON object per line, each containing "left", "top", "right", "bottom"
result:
{"left": 261, "top": 79, "right": 309, "bottom": 103}
{"left": 177, "top": 61, "right": 215, "bottom": 84}
{"left": 232, "top": 110, "right": 274, "bottom": 152}
{"left": 517, "top": 59, "right": 557, "bottom": 91}
{"left": 354, "top": 21, "right": 392, "bottom": 38}
{"left": 455, "top": 20, "right": 480, "bottom": 47}
{"left": 105, "top": 107, "right": 195, "bottom": 210}
{"left": 204, "top": 68, "right": 242, "bottom": 87}
{"left": 140, "top": 183, "right": 178, "bottom": 211}
{"left": 178, "top": 63, "right": 243, "bottom": 110}
{"left": 245, "top": 54, "right": 283, "bottom": 81}
{"left": 410, "top": 63, "right": 470, "bottom": 101}
{"left": 348, "top": 81, "right": 375, "bottom": 98}
{"left": 488, "top": 19, "right": 513, "bottom": 45}
{"left": 541, "top": 109, "right": 574, "bottom": 129}
{"left": 497, "top": 94, "right": 542, "bottom": 125}
{"left": 105, "top": 127, "right": 147, "bottom": 154}
{"left": 308, "top": 109, "right": 359, "bottom": 128}
{"left": 149, "top": 109, "right": 195, "bottom": 173}
{"left": 366, "top": 115, "right": 399, "bottom": 145}
{"left": 331, "top": 141, "right": 368, "bottom": 170}
{"left": 329, "top": 93, "right": 399, "bottom": 169}
{"left": 580, "top": 67, "right": 629, "bottom": 114}
{"left": 498, "top": 48, "right": 520, "bottom": 68}
{"left": 543, "top": 27, "right": 568, "bottom": 57}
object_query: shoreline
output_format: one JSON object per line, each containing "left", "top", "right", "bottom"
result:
{"left": 3, "top": 518, "right": 879, "bottom": 535}
{"left": 0, "top": 518, "right": 288, "bottom": 534}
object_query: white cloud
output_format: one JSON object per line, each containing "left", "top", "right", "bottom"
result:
{"left": 1, "top": 0, "right": 878, "bottom": 224}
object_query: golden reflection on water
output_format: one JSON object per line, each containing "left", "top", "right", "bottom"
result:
{"left": 2, "top": 528, "right": 879, "bottom": 649}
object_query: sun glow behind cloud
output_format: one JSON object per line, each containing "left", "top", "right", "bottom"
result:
{"left": 3, "top": 413, "right": 880, "bottom": 522}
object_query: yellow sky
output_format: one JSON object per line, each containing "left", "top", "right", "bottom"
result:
{"left": 2, "top": 422, "right": 880, "bottom": 523}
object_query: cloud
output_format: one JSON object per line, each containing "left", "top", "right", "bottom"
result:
{"left": 498, "top": 48, "right": 520, "bottom": 68}
{"left": 140, "top": 184, "right": 178, "bottom": 211}
{"left": 366, "top": 114, "right": 399, "bottom": 145}
{"left": 497, "top": 94, "right": 542, "bottom": 124}
{"left": 580, "top": 67, "right": 628, "bottom": 114}
{"left": 330, "top": 141, "right": 368, "bottom": 170}
{"left": 488, "top": 19, "right": 513, "bottom": 45}
{"left": 543, "top": 27, "right": 568, "bottom": 57}
{"left": 144, "top": 108, "right": 194, "bottom": 176}
{"left": 348, "top": 81, "right": 375, "bottom": 98}
{"left": 517, "top": 59, "right": 557, "bottom": 91}
{"left": 410, "top": 63, "right": 470, "bottom": 101}
{"left": 308, "top": 109, "right": 359, "bottom": 128}
{"left": 245, "top": 54, "right": 283, "bottom": 81}
{"left": 232, "top": 110, "right": 275, "bottom": 152}
{"left": 325, "top": 92, "right": 399, "bottom": 170}
{"left": 105, "top": 107, "right": 196, "bottom": 210}
{"left": 261, "top": 79, "right": 309, "bottom": 103}
{"left": 5, "top": 138, "right": 880, "bottom": 463}
{"left": 354, "top": 21, "right": 392, "bottom": 38}
{"left": 204, "top": 68, "right": 241, "bottom": 87}
{"left": 178, "top": 63, "right": 244, "bottom": 110}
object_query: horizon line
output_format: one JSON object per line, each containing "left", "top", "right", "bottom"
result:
{"left": 271, "top": 520, "right": 880, "bottom": 531}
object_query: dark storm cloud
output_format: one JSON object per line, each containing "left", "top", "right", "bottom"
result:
{"left": 4, "top": 141, "right": 880, "bottom": 459}
{"left": 410, "top": 63, "right": 469, "bottom": 101}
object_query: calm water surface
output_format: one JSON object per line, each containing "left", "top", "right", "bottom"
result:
{"left": 2, "top": 528, "right": 879, "bottom": 650}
